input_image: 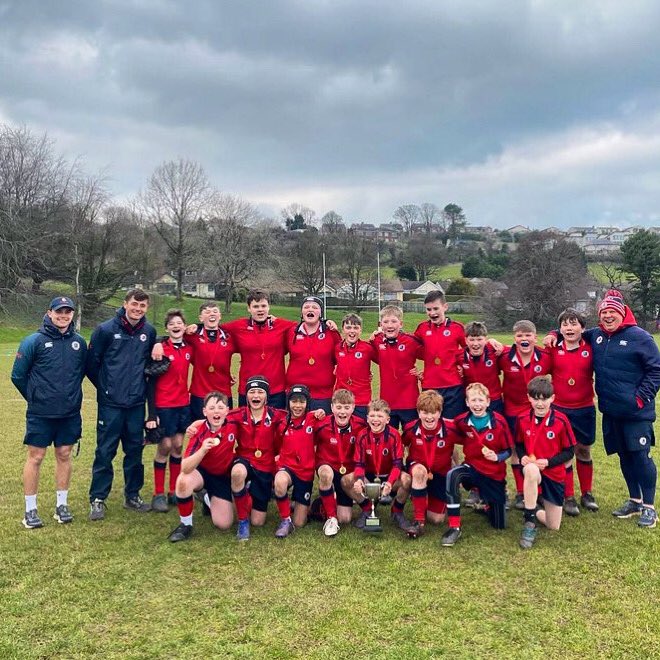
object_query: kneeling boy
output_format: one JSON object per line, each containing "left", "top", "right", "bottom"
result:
{"left": 516, "top": 376, "right": 576, "bottom": 549}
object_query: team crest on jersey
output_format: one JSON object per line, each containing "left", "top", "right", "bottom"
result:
{"left": 185, "top": 353, "right": 191, "bottom": 360}
{"left": 437, "top": 440, "right": 445, "bottom": 448}
{"left": 71, "top": 341, "right": 80, "bottom": 351}
{"left": 350, "top": 436, "right": 356, "bottom": 444}
{"left": 534, "top": 365, "right": 542, "bottom": 373}
{"left": 228, "top": 433, "right": 235, "bottom": 442}
{"left": 443, "top": 329, "right": 451, "bottom": 336}
{"left": 485, "top": 359, "right": 493, "bottom": 367}
{"left": 306, "top": 426, "right": 314, "bottom": 434}
{"left": 366, "top": 449, "right": 372, "bottom": 455}
{"left": 221, "top": 341, "right": 227, "bottom": 347}
{"left": 425, "top": 330, "right": 432, "bottom": 336}
{"left": 382, "top": 448, "right": 389, "bottom": 456}
{"left": 139, "top": 334, "right": 147, "bottom": 342}
{"left": 330, "top": 437, "right": 337, "bottom": 444}
{"left": 486, "top": 432, "right": 494, "bottom": 441}
{"left": 264, "top": 417, "right": 271, "bottom": 427}
{"left": 355, "top": 352, "right": 363, "bottom": 359}
{"left": 581, "top": 350, "right": 589, "bottom": 358}
{"left": 398, "top": 344, "right": 406, "bottom": 351}
{"left": 547, "top": 431, "right": 555, "bottom": 439}
{"left": 596, "top": 336, "right": 603, "bottom": 344}
{"left": 525, "top": 429, "right": 531, "bottom": 436}
{"left": 318, "top": 332, "right": 325, "bottom": 340}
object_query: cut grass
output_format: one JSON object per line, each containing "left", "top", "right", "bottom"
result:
{"left": 1, "top": 323, "right": 660, "bottom": 658}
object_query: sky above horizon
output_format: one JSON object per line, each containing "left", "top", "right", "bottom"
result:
{"left": 2, "top": 1, "right": 660, "bottom": 229}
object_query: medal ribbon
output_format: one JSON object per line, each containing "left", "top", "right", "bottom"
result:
{"left": 423, "top": 423, "right": 441, "bottom": 472}
{"left": 528, "top": 410, "right": 552, "bottom": 458}
{"left": 515, "top": 348, "right": 536, "bottom": 388}
{"left": 333, "top": 417, "right": 350, "bottom": 468}
{"left": 368, "top": 428, "right": 385, "bottom": 476}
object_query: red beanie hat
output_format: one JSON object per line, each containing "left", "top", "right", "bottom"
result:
{"left": 598, "top": 295, "right": 625, "bottom": 318}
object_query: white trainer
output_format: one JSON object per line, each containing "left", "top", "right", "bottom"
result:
{"left": 323, "top": 516, "right": 340, "bottom": 537}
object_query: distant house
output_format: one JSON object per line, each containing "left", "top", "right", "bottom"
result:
{"left": 349, "top": 223, "right": 378, "bottom": 240}
{"left": 506, "top": 224, "right": 530, "bottom": 236}
{"left": 182, "top": 271, "right": 216, "bottom": 298}
{"left": 153, "top": 273, "right": 177, "bottom": 295}
{"left": 584, "top": 240, "right": 620, "bottom": 256}
{"left": 381, "top": 278, "right": 404, "bottom": 302}
{"left": 335, "top": 282, "right": 379, "bottom": 302}
{"left": 401, "top": 280, "right": 444, "bottom": 297}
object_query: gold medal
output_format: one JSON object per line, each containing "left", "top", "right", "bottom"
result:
{"left": 427, "top": 470, "right": 434, "bottom": 481}
{"left": 529, "top": 454, "right": 536, "bottom": 462}
{"left": 568, "top": 378, "right": 575, "bottom": 386}
{"left": 254, "top": 449, "right": 263, "bottom": 458}
{"left": 339, "top": 465, "right": 347, "bottom": 475}
{"left": 208, "top": 365, "right": 215, "bottom": 373}
{"left": 434, "top": 357, "right": 441, "bottom": 365}
{"left": 309, "top": 357, "right": 315, "bottom": 365}
{"left": 260, "top": 353, "right": 265, "bottom": 360}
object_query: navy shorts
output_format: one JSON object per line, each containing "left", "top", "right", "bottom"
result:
{"left": 327, "top": 467, "right": 354, "bottom": 507}
{"left": 238, "top": 391, "right": 286, "bottom": 410}
{"left": 406, "top": 463, "right": 448, "bottom": 502}
{"left": 353, "top": 406, "right": 368, "bottom": 421}
{"left": 24, "top": 413, "right": 82, "bottom": 448}
{"left": 489, "top": 398, "right": 504, "bottom": 415}
{"left": 390, "top": 409, "right": 417, "bottom": 431}
{"left": 459, "top": 465, "right": 507, "bottom": 505}
{"left": 197, "top": 466, "right": 232, "bottom": 503}
{"left": 602, "top": 415, "right": 656, "bottom": 455}
{"left": 190, "top": 395, "right": 233, "bottom": 422}
{"left": 278, "top": 467, "right": 314, "bottom": 505}
{"left": 309, "top": 397, "right": 332, "bottom": 414}
{"left": 434, "top": 385, "right": 466, "bottom": 419}
{"left": 540, "top": 475, "right": 564, "bottom": 507}
{"left": 232, "top": 457, "right": 273, "bottom": 512}
{"left": 554, "top": 405, "right": 596, "bottom": 446}
{"left": 505, "top": 414, "right": 520, "bottom": 436}
{"left": 156, "top": 405, "right": 191, "bottom": 438}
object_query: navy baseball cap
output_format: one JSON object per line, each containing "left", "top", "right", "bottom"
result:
{"left": 49, "top": 296, "right": 76, "bottom": 311}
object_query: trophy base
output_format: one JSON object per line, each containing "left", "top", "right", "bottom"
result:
{"left": 363, "top": 517, "right": 382, "bottom": 533}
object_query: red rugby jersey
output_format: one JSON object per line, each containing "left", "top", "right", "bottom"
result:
{"left": 498, "top": 346, "right": 552, "bottom": 416}
{"left": 353, "top": 425, "right": 403, "bottom": 484}
{"left": 222, "top": 317, "right": 296, "bottom": 395}
{"left": 371, "top": 332, "right": 423, "bottom": 409}
{"left": 460, "top": 346, "right": 503, "bottom": 401}
{"left": 515, "top": 409, "right": 576, "bottom": 483}
{"left": 454, "top": 411, "right": 513, "bottom": 480}
{"left": 414, "top": 318, "right": 466, "bottom": 389}
{"left": 225, "top": 406, "right": 286, "bottom": 474}
{"left": 154, "top": 339, "right": 192, "bottom": 408}
{"left": 187, "top": 326, "right": 235, "bottom": 398}
{"left": 285, "top": 323, "right": 341, "bottom": 398}
{"left": 334, "top": 339, "right": 375, "bottom": 406}
{"left": 548, "top": 339, "right": 594, "bottom": 409}
{"left": 184, "top": 420, "right": 235, "bottom": 476}
{"left": 314, "top": 414, "right": 367, "bottom": 472}
{"left": 275, "top": 411, "right": 318, "bottom": 481}
{"left": 402, "top": 418, "right": 460, "bottom": 476}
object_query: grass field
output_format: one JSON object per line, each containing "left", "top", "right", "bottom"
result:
{"left": 1, "top": 310, "right": 660, "bottom": 658}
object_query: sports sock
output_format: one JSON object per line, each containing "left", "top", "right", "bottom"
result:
{"left": 153, "top": 460, "right": 167, "bottom": 495}
{"left": 576, "top": 458, "right": 594, "bottom": 494}
{"left": 56, "top": 490, "right": 68, "bottom": 507}
{"left": 411, "top": 487, "right": 427, "bottom": 522}
{"left": 169, "top": 455, "right": 182, "bottom": 494}
{"left": 233, "top": 487, "right": 252, "bottom": 520}
{"left": 564, "top": 465, "right": 575, "bottom": 498}
{"left": 25, "top": 494, "right": 37, "bottom": 512}
{"left": 447, "top": 503, "right": 461, "bottom": 529}
{"left": 319, "top": 487, "right": 337, "bottom": 519}
{"left": 512, "top": 464, "right": 524, "bottom": 494}
{"left": 177, "top": 495, "right": 194, "bottom": 525}
{"left": 359, "top": 498, "right": 371, "bottom": 513}
{"left": 275, "top": 494, "right": 291, "bottom": 519}
{"left": 203, "top": 492, "right": 211, "bottom": 508}
{"left": 391, "top": 499, "right": 404, "bottom": 514}
{"left": 523, "top": 507, "right": 537, "bottom": 524}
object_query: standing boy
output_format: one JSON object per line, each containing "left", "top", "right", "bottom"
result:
{"left": 86, "top": 289, "right": 156, "bottom": 520}
{"left": 12, "top": 297, "right": 87, "bottom": 528}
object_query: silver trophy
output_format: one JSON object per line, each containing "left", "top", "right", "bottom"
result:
{"left": 363, "top": 481, "right": 383, "bottom": 533}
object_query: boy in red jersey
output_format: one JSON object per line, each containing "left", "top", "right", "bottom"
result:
{"left": 371, "top": 305, "right": 423, "bottom": 430}
{"left": 460, "top": 321, "right": 504, "bottom": 414}
{"left": 167, "top": 392, "right": 233, "bottom": 542}
{"left": 414, "top": 291, "right": 467, "bottom": 419}
{"left": 222, "top": 290, "right": 297, "bottom": 410}
{"left": 314, "top": 389, "right": 367, "bottom": 536}
{"left": 441, "top": 383, "right": 513, "bottom": 546}
{"left": 498, "top": 319, "right": 552, "bottom": 509}
{"left": 344, "top": 399, "right": 411, "bottom": 531}
{"left": 146, "top": 309, "right": 193, "bottom": 513}
{"left": 516, "top": 377, "right": 576, "bottom": 550}
{"left": 334, "top": 313, "right": 375, "bottom": 420}
{"left": 548, "top": 308, "right": 598, "bottom": 516}
{"left": 286, "top": 296, "right": 341, "bottom": 413}
{"left": 226, "top": 375, "right": 286, "bottom": 541}
{"left": 403, "top": 391, "right": 461, "bottom": 539}
{"left": 273, "top": 384, "right": 325, "bottom": 537}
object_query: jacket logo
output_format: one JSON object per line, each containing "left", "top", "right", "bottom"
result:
{"left": 114, "top": 333, "right": 121, "bottom": 339}
{"left": 168, "top": 355, "right": 175, "bottom": 361}
{"left": 330, "top": 437, "right": 337, "bottom": 444}
{"left": 71, "top": 341, "right": 80, "bottom": 351}
{"left": 619, "top": 340, "right": 628, "bottom": 346}
{"left": 139, "top": 334, "right": 147, "bottom": 342}
{"left": 44, "top": 342, "right": 53, "bottom": 348}
{"left": 596, "top": 336, "right": 603, "bottom": 344}
{"left": 339, "top": 352, "right": 346, "bottom": 357}
{"left": 425, "top": 330, "right": 432, "bottom": 336}
{"left": 640, "top": 436, "right": 647, "bottom": 446}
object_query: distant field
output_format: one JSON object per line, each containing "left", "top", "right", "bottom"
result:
{"left": 380, "top": 262, "right": 463, "bottom": 281}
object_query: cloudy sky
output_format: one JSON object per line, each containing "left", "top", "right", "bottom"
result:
{"left": 2, "top": 0, "right": 660, "bottom": 228}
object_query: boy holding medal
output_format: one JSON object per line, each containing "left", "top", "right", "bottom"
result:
{"left": 402, "top": 390, "right": 461, "bottom": 539}
{"left": 168, "top": 391, "right": 233, "bottom": 542}
{"left": 346, "top": 399, "right": 411, "bottom": 531}
{"left": 516, "top": 376, "right": 576, "bottom": 549}
{"left": 441, "top": 383, "right": 513, "bottom": 546}
{"left": 314, "top": 389, "right": 367, "bottom": 536}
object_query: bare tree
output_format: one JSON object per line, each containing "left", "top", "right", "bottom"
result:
{"left": 281, "top": 203, "right": 316, "bottom": 230}
{"left": 280, "top": 229, "right": 326, "bottom": 295}
{"left": 205, "top": 194, "right": 269, "bottom": 312}
{"left": 139, "top": 158, "right": 216, "bottom": 300}
{"left": 591, "top": 261, "right": 625, "bottom": 289}
{"left": 401, "top": 235, "right": 447, "bottom": 281}
{"left": 393, "top": 204, "right": 420, "bottom": 236}
{"left": 419, "top": 203, "right": 442, "bottom": 234}
{"left": 335, "top": 235, "right": 377, "bottom": 309}
{"left": 320, "top": 210, "right": 346, "bottom": 234}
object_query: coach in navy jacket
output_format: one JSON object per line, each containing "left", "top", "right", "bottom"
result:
{"left": 86, "top": 289, "right": 156, "bottom": 520}
{"left": 11, "top": 297, "right": 86, "bottom": 527}
{"left": 585, "top": 292, "right": 660, "bottom": 528}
